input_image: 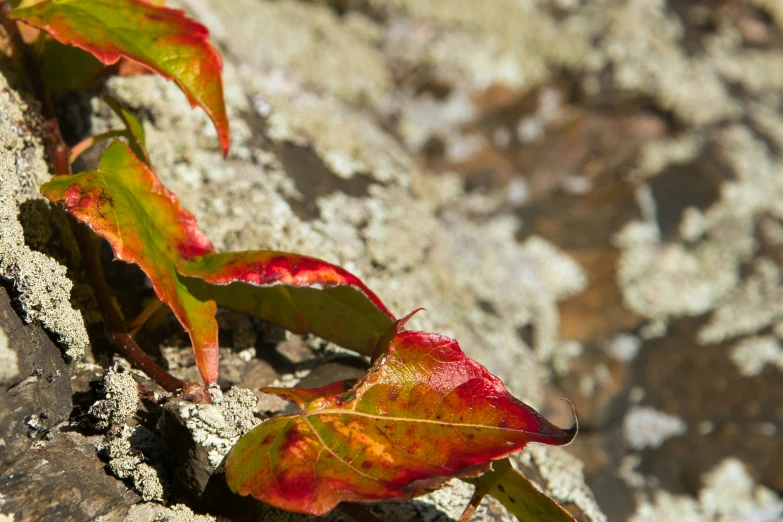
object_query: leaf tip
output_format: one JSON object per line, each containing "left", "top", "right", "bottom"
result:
{"left": 560, "top": 398, "right": 579, "bottom": 445}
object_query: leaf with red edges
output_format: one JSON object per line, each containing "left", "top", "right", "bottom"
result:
{"left": 177, "top": 252, "right": 395, "bottom": 357}
{"left": 41, "top": 140, "right": 220, "bottom": 385}
{"left": 225, "top": 310, "right": 577, "bottom": 516}
{"left": 465, "top": 458, "right": 576, "bottom": 522}
{"left": 12, "top": 0, "right": 230, "bottom": 155}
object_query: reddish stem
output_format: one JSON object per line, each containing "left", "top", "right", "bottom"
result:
{"left": 74, "top": 221, "right": 184, "bottom": 393}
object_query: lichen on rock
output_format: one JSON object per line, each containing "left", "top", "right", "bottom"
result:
{"left": 86, "top": 368, "right": 139, "bottom": 430}
{"left": 173, "top": 387, "right": 259, "bottom": 468}
{"left": 98, "top": 425, "right": 170, "bottom": 502}
{"left": 0, "top": 73, "right": 89, "bottom": 361}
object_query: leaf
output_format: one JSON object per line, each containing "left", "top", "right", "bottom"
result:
{"left": 103, "top": 94, "right": 150, "bottom": 166}
{"left": 225, "top": 310, "right": 577, "bottom": 516}
{"left": 40, "top": 37, "right": 104, "bottom": 92}
{"left": 177, "top": 251, "right": 395, "bottom": 357}
{"left": 41, "top": 140, "right": 220, "bottom": 385}
{"left": 464, "top": 458, "right": 575, "bottom": 522}
{"left": 12, "top": 0, "right": 230, "bottom": 156}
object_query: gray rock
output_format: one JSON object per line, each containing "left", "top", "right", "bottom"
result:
{"left": 0, "top": 425, "right": 139, "bottom": 521}
{"left": 0, "top": 286, "right": 72, "bottom": 474}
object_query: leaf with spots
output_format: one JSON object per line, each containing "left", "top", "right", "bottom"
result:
{"left": 464, "top": 458, "right": 575, "bottom": 522}
{"left": 225, "top": 310, "right": 577, "bottom": 516}
{"left": 177, "top": 251, "right": 395, "bottom": 357}
{"left": 11, "top": 0, "right": 230, "bottom": 155}
{"left": 41, "top": 140, "right": 220, "bottom": 385}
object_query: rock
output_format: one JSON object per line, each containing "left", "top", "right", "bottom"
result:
{"left": 0, "top": 425, "right": 139, "bottom": 521}
{"left": 99, "top": 424, "right": 171, "bottom": 503}
{"left": 0, "top": 286, "right": 73, "bottom": 474}
{"left": 86, "top": 368, "right": 140, "bottom": 430}
{"left": 0, "top": 71, "right": 89, "bottom": 362}
{"left": 158, "top": 388, "right": 260, "bottom": 507}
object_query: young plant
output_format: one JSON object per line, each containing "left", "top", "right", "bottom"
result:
{"left": 3, "top": 0, "right": 580, "bottom": 520}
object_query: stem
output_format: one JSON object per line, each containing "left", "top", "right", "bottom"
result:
{"left": 128, "top": 298, "right": 164, "bottom": 337}
{"left": 69, "top": 130, "right": 125, "bottom": 164}
{"left": 458, "top": 487, "right": 484, "bottom": 522}
{"left": 73, "top": 221, "right": 183, "bottom": 393}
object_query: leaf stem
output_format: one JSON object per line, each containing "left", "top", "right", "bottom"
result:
{"left": 73, "top": 221, "right": 184, "bottom": 392}
{"left": 69, "top": 129, "right": 126, "bottom": 164}
{"left": 458, "top": 486, "right": 485, "bottom": 522}
{"left": 128, "top": 297, "right": 165, "bottom": 337}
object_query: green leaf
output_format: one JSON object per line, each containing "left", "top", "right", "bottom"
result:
{"left": 40, "top": 37, "right": 104, "bottom": 93}
{"left": 41, "top": 140, "right": 220, "bottom": 385}
{"left": 178, "top": 251, "right": 395, "bottom": 357}
{"left": 465, "top": 458, "right": 576, "bottom": 522}
{"left": 12, "top": 0, "right": 230, "bottom": 155}
{"left": 225, "top": 310, "right": 577, "bottom": 516}
{"left": 103, "top": 94, "right": 149, "bottom": 166}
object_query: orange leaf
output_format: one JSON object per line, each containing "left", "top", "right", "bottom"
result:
{"left": 226, "top": 310, "right": 577, "bottom": 515}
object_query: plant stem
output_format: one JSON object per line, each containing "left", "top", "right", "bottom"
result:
{"left": 458, "top": 486, "right": 485, "bottom": 522}
{"left": 128, "top": 298, "right": 165, "bottom": 337}
{"left": 74, "top": 221, "right": 184, "bottom": 392}
{"left": 1, "top": 2, "right": 184, "bottom": 392}
{"left": 69, "top": 129, "right": 125, "bottom": 164}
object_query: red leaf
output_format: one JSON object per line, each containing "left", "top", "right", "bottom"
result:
{"left": 225, "top": 310, "right": 577, "bottom": 515}
{"left": 178, "top": 251, "right": 395, "bottom": 356}
{"left": 12, "top": 0, "right": 230, "bottom": 156}
{"left": 41, "top": 140, "right": 220, "bottom": 384}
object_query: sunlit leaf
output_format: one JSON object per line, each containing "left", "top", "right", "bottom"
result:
{"left": 178, "top": 251, "right": 395, "bottom": 357}
{"left": 464, "top": 458, "right": 575, "bottom": 522}
{"left": 12, "top": 0, "right": 230, "bottom": 155}
{"left": 41, "top": 140, "right": 220, "bottom": 384}
{"left": 225, "top": 310, "right": 577, "bottom": 516}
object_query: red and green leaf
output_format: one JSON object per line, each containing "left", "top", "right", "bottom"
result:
{"left": 464, "top": 458, "right": 575, "bottom": 522}
{"left": 11, "top": 0, "right": 230, "bottom": 156}
{"left": 177, "top": 252, "right": 395, "bottom": 357}
{"left": 41, "top": 140, "right": 220, "bottom": 385}
{"left": 225, "top": 310, "right": 577, "bottom": 516}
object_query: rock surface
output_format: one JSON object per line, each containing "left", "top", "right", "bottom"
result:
{"left": 0, "top": 286, "right": 72, "bottom": 474}
{"left": 0, "top": 425, "right": 139, "bottom": 521}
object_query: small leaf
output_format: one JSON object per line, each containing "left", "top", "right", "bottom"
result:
{"left": 12, "top": 0, "right": 230, "bottom": 156}
{"left": 177, "top": 251, "right": 395, "bottom": 357}
{"left": 465, "top": 458, "right": 575, "bottom": 522}
{"left": 103, "top": 94, "right": 149, "bottom": 166}
{"left": 41, "top": 140, "right": 220, "bottom": 385}
{"left": 225, "top": 310, "right": 577, "bottom": 516}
